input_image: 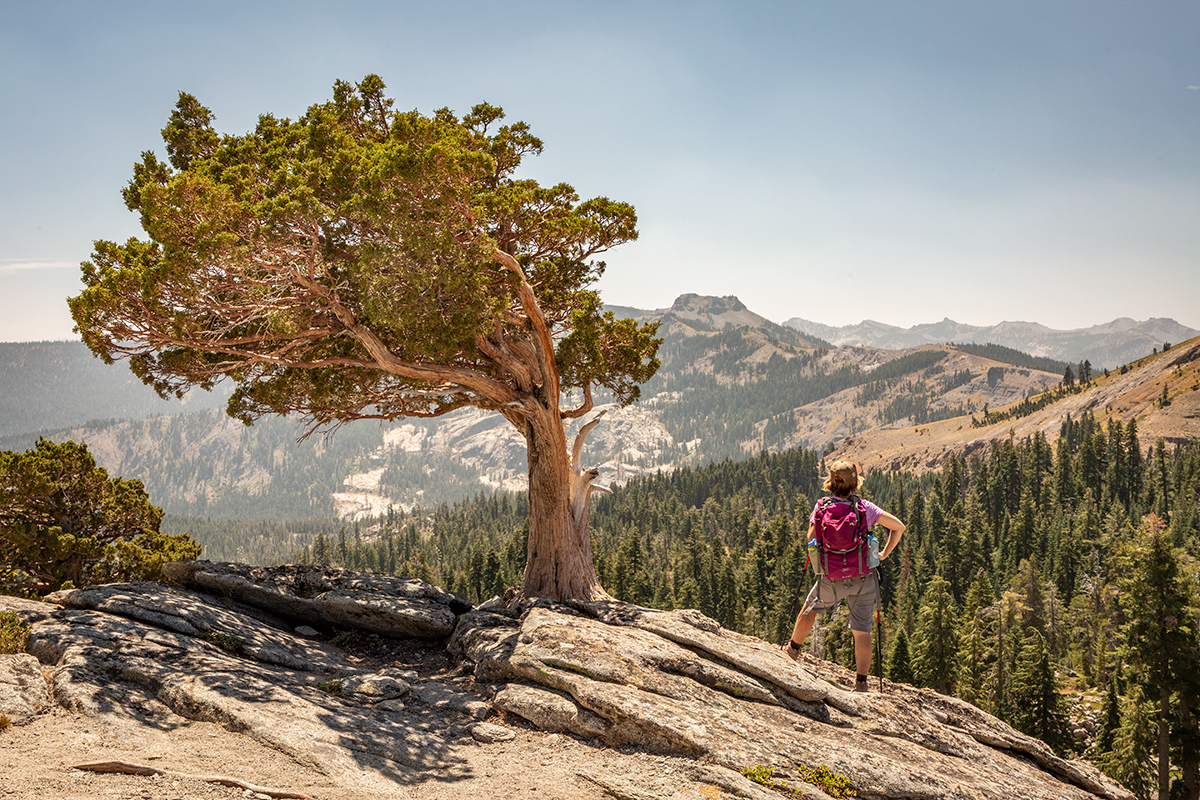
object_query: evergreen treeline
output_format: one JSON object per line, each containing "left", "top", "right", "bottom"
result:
{"left": 950, "top": 342, "right": 1069, "bottom": 375}
{"left": 641, "top": 332, "right": 954, "bottom": 461}
{"left": 162, "top": 516, "right": 345, "bottom": 564}
{"left": 6, "top": 410, "right": 497, "bottom": 521}
{"left": 298, "top": 415, "right": 1200, "bottom": 796}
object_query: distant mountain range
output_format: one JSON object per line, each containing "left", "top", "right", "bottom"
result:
{"left": 4, "top": 295, "right": 1197, "bottom": 527}
{"left": 781, "top": 315, "right": 1197, "bottom": 370}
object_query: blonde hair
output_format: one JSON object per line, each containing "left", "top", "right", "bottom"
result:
{"left": 823, "top": 460, "right": 860, "bottom": 497}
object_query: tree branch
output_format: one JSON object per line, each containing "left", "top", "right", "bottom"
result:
{"left": 570, "top": 410, "right": 606, "bottom": 476}
{"left": 492, "top": 249, "right": 559, "bottom": 403}
{"left": 72, "top": 762, "right": 314, "bottom": 800}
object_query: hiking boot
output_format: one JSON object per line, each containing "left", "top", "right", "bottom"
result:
{"left": 853, "top": 675, "right": 869, "bottom": 693}
{"left": 782, "top": 640, "right": 802, "bottom": 662}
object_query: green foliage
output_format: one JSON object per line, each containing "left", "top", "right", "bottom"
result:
{"left": 0, "top": 611, "right": 30, "bottom": 654}
{"left": 202, "top": 629, "right": 245, "bottom": 654}
{"left": 1098, "top": 687, "right": 1157, "bottom": 800}
{"left": 796, "top": 764, "right": 857, "bottom": 798}
{"left": 1009, "top": 629, "right": 1074, "bottom": 755}
{"left": 912, "top": 574, "right": 958, "bottom": 694}
{"left": 70, "top": 75, "right": 659, "bottom": 435}
{"left": 741, "top": 764, "right": 856, "bottom": 798}
{"left": 741, "top": 764, "right": 792, "bottom": 792}
{"left": 1089, "top": 678, "right": 1121, "bottom": 758}
{"left": 314, "top": 677, "right": 344, "bottom": 697}
{"left": 886, "top": 626, "right": 915, "bottom": 685}
{"left": 0, "top": 438, "right": 201, "bottom": 595}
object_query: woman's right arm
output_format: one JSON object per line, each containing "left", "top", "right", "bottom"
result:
{"left": 877, "top": 511, "right": 905, "bottom": 560}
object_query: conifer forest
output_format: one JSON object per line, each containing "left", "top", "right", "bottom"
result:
{"left": 295, "top": 416, "right": 1200, "bottom": 798}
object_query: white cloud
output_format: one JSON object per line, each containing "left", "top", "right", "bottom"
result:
{"left": 0, "top": 260, "right": 76, "bottom": 273}
{"left": 1188, "top": 85, "right": 1200, "bottom": 91}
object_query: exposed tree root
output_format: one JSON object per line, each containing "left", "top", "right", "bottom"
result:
{"left": 71, "top": 761, "right": 315, "bottom": 799}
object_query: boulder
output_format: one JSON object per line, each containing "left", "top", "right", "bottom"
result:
{"left": 162, "top": 561, "right": 472, "bottom": 639}
{"left": 0, "top": 653, "right": 50, "bottom": 725}
{"left": 469, "top": 722, "right": 516, "bottom": 743}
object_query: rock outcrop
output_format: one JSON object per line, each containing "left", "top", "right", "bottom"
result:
{"left": 0, "top": 567, "right": 1133, "bottom": 800}
{"left": 0, "top": 653, "right": 50, "bottom": 725}
{"left": 452, "top": 601, "right": 1133, "bottom": 800}
{"left": 161, "top": 561, "right": 471, "bottom": 639}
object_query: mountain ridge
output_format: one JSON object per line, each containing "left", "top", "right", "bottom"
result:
{"left": 4, "top": 294, "right": 1197, "bottom": 524}
{"left": 782, "top": 313, "right": 1197, "bottom": 369}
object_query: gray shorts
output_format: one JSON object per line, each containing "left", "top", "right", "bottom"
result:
{"left": 800, "top": 572, "right": 879, "bottom": 632}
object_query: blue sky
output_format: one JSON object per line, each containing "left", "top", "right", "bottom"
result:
{"left": 2, "top": 1, "right": 1198, "bottom": 342}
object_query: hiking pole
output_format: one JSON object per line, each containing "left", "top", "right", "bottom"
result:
{"left": 875, "top": 599, "right": 886, "bottom": 694}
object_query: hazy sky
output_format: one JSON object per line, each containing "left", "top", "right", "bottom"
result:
{"left": 2, "top": 1, "right": 1198, "bottom": 342}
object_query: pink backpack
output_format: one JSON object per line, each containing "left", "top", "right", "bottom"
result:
{"left": 811, "top": 496, "right": 872, "bottom": 580}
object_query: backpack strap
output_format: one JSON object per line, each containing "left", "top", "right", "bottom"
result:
{"left": 852, "top": 495, "right": 870, "bottom": 574}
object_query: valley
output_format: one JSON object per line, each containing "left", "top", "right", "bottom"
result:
{"left": 2, "top": 296, "right": 1195, "bottom": 527}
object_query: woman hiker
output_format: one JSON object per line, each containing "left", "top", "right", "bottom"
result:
{"left": 782, "top": 460, "right": 905, "bottom": 692}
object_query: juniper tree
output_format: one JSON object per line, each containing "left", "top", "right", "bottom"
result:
{"left": 69, "top": 76, "right": 660, "bottom": 601}
{"left": 0, "top": 439, "right": 200, "bottom": 594}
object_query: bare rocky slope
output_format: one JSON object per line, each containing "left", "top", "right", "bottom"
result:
{"left": 1, "top": 562, "right": 1132, "bottom": 800}
{"left": 834, "top": 337, "right": 1200, "bottom": 474}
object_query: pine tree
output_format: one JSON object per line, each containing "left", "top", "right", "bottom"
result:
{"left": 958, "top": 570, "right": 996, "bottom": 709}
{"left": 311, "top": 533, "right": 330, "bottom": 565}
{"left": 891, "top": 543, "right": 920, "bottom": 637}
{"left": 1118, "top": 514, "right": 1200, "bottom": 800}
{"left": 1010, "top": 629, "right": 1074, "bottom": 755}
{"left": 913, "top": 574, "right": 959, "bottom": 695}
{"left": 1090, "top": 677, "right": 1121, "bottom": 758}
{"left": 887, "top": 625, "right": 915, "bottom": 685}
{"left": 1099, "top": 687, "right": 1156, "bottom": 800}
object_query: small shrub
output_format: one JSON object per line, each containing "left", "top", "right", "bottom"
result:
{"left": 330, "top": 630, "right": 361, "bottom": 647}
{"left": 202, "top": 629, "right": 244, "bottom": 654}
{"left": 0, "top": 611, "right": 31, "bottom": 654}
{"left": 329, "top": 629, "right": 387, "bottom": 653}
{"left": 742, "top": 763, "right": 857, "bottom": 799}
{"left": 315, "top": 677, "right": 344, "bottom": 697}
{"left": 797, "top": 764, "right": 857, "bottom": 798}
{"left": 0, "top": 714, "right": 12, "bottom": 732}
{"left": 742, "top": 764, "right": 792, "bottom": 792}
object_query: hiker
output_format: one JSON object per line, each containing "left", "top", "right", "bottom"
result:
{"left": 782, "top": 460, "right": 905, "bottom": 692}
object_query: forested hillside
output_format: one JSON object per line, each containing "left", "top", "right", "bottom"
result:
{"left": 2, "top": 299, "right": 1191, "bottom": 521}
{"left": 1, "top": 411, "right": 496, "bottom": 521}
{"left": 299, "top": 421, "right": 1200, "bottom": 794}
{"left": 0, "top": 341, "right": 229, "bottom": 437}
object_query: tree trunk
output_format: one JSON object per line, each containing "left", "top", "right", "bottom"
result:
{"left": 1160, "top": 684, "right": 1171, "bottom": 800}
{"left": 519, "top": 405, "right": 609, "bottom": 602}
{"left": 1182, "top": 688, "right": 1199, "bottom": 800}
